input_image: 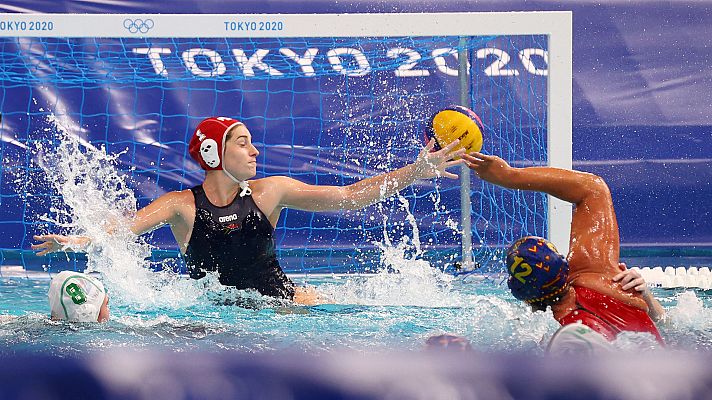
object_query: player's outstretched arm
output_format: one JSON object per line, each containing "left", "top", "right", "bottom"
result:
{"left": 464, "top": 151, "right": 621, "bottom": 271}
{"left": 33, "top": 190, "right": 186, "bottom": 256}
{"left": 462, "top": 152, "right": 607, "bottom": 206}
{"left": 277, "top": 139, "right": 465, "bottom": 212}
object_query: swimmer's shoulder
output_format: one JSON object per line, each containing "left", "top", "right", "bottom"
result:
{"left": 249, "top": 176, "right": 301, "bottom": 192}
{"left": 569, "top": 272, "right": 648, "bottom": 312}
{"left": 158, "top": 188, "right": 195, "bottom": 204}
{"left": 149, "top": 188, "right": 196, "bottom": 217}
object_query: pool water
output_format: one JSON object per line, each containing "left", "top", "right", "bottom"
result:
{"left": 2, "top": 267, "right": 711, "bottom": 356}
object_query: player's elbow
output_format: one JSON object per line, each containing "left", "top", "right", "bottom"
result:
{"left": 570, "top": 173, "right": 612, "bottom": 207}
{"left": 581, "top": 173, "right": 611, "bottom": 199}
{"left": 589, "top": 175, "right": 611, "bottom": 197}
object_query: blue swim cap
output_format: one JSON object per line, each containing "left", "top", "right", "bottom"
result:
{"left": 506, "top": 236, "right": 569, "bottom": 306}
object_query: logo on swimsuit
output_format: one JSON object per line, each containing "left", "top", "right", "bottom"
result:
{"left": 218, "top": 214, "right": 239, "bottom": 223}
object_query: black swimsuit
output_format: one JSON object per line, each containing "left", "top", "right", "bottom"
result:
{"left": 184, "top": 185, "right": 295, "bottom": 300}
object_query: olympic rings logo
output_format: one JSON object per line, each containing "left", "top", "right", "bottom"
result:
{"left": 123, "top": 18, "right": 154, "bottom": 34}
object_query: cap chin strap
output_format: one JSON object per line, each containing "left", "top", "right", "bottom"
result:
{"left": 222, "top": 169, "right": 252, "bottom": 197}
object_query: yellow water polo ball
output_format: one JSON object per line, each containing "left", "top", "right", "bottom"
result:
{"left": 426, "top": 105, "right": 484, "bottom": 154}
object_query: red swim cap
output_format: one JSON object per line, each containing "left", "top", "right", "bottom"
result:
{"left": 188, "top": 117, "right": 243, "bottom": 170}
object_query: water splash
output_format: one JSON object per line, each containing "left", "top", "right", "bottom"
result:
{"left": 319, "top": 187, "right": 461, "bottom": 306}
{"left": 659, "top": 290, "right": 712, "bottom": 350}
{"left": 668, "top": 290, "right": 709, "bottom": 327}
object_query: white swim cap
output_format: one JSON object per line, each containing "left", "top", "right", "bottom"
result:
{"left": 48, "top": 271, "right": 106, "bottom": 322}
{"left": 547, "top": 323, "right": 613, "bottom": 355}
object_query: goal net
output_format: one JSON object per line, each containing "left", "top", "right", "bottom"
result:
{"left": 0, "top": 13, "right": 571, "bottom": 274}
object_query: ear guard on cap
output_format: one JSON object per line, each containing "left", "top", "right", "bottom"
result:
{"left": 199, "top": 137, "right": 220, "bottom": 168}
{"left": 188, "top": 117, "right": 243, "bottom": 171}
